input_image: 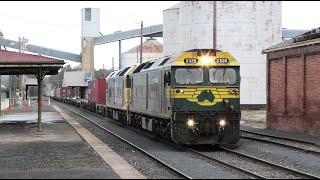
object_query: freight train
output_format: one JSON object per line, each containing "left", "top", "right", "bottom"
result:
{"left": 50, "top": 49, "right": 241, "bottom": 145}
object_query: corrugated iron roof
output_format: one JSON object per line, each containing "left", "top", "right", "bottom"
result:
{"left": 262, "top": 27, "right": 320, "bottom": 54}
{"left": 123, "top": 38, "right": 163, "bottom": 54}
{"left": 0, "top": 49, "right": 64, "bottom": 63}
{"left": 262, "top": 37, "right": 320, "bottom": 54}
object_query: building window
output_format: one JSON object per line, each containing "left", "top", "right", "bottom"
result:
{"left": 85, "top": 8, "right": 91, "bottom": 21}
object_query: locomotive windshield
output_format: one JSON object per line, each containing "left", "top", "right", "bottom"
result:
{"left": 175, "top": 68, "right": 203, "bottom": 84}
{"left": 209, "top": 67, "right": 237, "bottom": 84}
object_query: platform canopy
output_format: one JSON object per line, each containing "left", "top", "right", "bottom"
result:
{"left": 0, "top": 49, "right": 65, "bottom": 131}
{"left": 0, "top": 49, "right": 65, "bottom": 75}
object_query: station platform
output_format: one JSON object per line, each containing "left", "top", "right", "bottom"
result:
{"left": 0, "top": 98, "right": 145, "bottom": 179}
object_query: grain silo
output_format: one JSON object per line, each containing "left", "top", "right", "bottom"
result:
{"left": 163, "top": 3, "right": 181, "bottom": 56}
{"left": 180, "top": 1, "right": 214, "bottom": 50}
{"left": 163, "top": 1, "right": 282, "bottom": 108}
{"left": 120, "top": 38, "right": 163, "bottom": 69}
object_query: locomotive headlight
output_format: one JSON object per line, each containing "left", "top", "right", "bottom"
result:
{"left": 187, "top": 119, "right": 195, "bottom": 127}
{"left": 201, "top": 56, "right": 212, "bottom": 65}
{"left": 219, "top": 119, "right": 227, "bottom": 127}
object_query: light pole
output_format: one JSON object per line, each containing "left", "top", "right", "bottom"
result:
{"left": 213, "top": 1, "right": 216, "bottom": 50}
{"left": 140, "top": 20, "right": 143, "bottom": 64}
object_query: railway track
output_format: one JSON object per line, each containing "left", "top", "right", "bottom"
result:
{"left": 220, "top": 146, "right": 320, "bottom": 179}
{"left": 184, "top": 147, "right": 266, "bottom": 179}
{"left": 56, "top": 102, "right": 263, "bottom": 179}
{"left": 57, "top": 103, "right": 192, "bottom": 179}
{"left": 241, "top": 130, "right": 320, "bottom": 157}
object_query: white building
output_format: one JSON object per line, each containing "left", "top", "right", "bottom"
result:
{"left": 120, "top": 38, "right": 164, "bottom": 69}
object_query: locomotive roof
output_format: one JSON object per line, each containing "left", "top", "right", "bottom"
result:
{"left": 111, "top": 49, "right": 240, "bottom": 76}
{"left": 140, "top": 49, "right": 240, "bottom": 70}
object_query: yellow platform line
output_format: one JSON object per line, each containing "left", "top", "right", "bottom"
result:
{"left": 53, "top": 105, "right": 146, "bottom": 179}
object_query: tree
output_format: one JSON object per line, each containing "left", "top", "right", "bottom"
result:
{"left": 94, "top": 68, "right": 113, "bottom": 79}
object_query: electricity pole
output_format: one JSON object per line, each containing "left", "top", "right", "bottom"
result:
{"left": 103, "top": 64, "right": 106, "bottom": 79}
{"left": 112, "top": 57, "right": 114, "bottom": 71}
{"left": 140, "top": 20, "right": 143, "bottom": 64}
{"left": 213, "top": 1, "right": 216, "bottom": 50}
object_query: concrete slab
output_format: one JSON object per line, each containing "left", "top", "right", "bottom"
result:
{"left": 0, "top": 107, "right": 120, "bottom": 179}
{"left": 0, "top": 112, "right": 65, "bottom": 124}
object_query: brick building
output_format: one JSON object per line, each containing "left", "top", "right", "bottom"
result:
{"left": 262, "top": 28, "right": 320, "bottom": 136}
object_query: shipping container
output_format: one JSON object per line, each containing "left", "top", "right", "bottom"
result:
{"left": 60, "top": 87, "right": 66, "bottom": 99}
{"left": 67, "top": 87, "right": 73, "bottom": 99}
{"left": 91, "top": 79, "right": 106, "bottom": 105}
{"left": 88, "top": 81, "right": 92, "bottom": 102}
{"left": 60, "top": 87, "right": 73, "bottom": 99}
{"left": 55, "top": 88, "right": 61, "bottom": 99}
{"left": 83, "top": 87, "right": 88, "bottom": 100}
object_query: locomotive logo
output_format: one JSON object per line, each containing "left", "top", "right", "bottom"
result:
{"left": 197, "top": 90, "right": 215, "bottom": 102}
{"left": 172, "top": 87, "right": 239, "bottom": 106}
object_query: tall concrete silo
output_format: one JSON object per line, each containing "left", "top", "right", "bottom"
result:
{"left": 163, "top": 1, "right": 282, "bottom": 108}
{"left": 120, "top": 38, "right": 163, "bottom": 69}
{"left": 180, "top": 1, "right": 214, "bottom": 50}
{"left": 163, "top": 3, "right": 181, "bottom": 56}
{"left": 81, "top": 8, "right": 100, "bottom": 80}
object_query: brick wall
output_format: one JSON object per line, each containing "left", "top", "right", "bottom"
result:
{"left": 286, "top": 57, "right": 303, "bottom": 114}
{"left": 305, "top": 54, "right": 320, "bottom": 135}
{"left": 267, "top": 45, "right": 320, "bottom": 136}
{"left": 269, "top": 60, "right": 285, "bottom": 113}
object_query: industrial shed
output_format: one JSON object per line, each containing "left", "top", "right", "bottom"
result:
{"left": 62, "top": 71, "right": 88, "bottom": 99}
{"left": 262, "top": 28, "right": 320, "bottom": 136}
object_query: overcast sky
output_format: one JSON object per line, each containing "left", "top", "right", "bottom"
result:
{"left": 0, "top": 1, "right": 319, "bottom": 70}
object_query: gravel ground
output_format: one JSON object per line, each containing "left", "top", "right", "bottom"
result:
{"left": 60, "top": 103, "right": 185, "bottom": 179}
{"left": 234, "top": 139, "right": 320, "bottom": 177}
{"left": 241, "top": 132, "right": 320, "bottom": 154}
{"left": 240, "top": 110, "right": 266, "bottom": 129}
{"left": 196, "top": 148, "right": 300, "bottom": 179}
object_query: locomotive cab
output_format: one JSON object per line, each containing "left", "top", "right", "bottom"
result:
{"left": 169, "top": 49, "right": 241, "bottom": 145}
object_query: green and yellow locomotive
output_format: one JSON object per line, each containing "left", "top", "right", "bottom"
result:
{"left": 106, "top": 49, "right": 241, "bottom": 145}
